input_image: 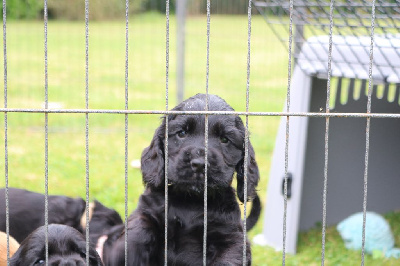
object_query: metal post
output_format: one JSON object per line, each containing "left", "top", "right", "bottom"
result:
{"left": 176, "top": 0, "right": 186, "bottom": 103}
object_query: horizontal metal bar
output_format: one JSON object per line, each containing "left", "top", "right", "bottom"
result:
{"left": 254, "top": 1, "right": 397, "bottom": 8}
{"left": 1, "top": 108, "right": 400, "bottom": 118}
{"left": 264, "top": 19, "right": 400, "bottom": 28}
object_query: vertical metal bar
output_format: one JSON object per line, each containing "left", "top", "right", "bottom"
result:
{"left": 203, "top": 101, "right": 209, "bottom": 266}
{"left": 345, "top": 0, "right": 394, "bottom": 79}
{"left": 203, "top": 0, "right": 211, "bottom": 265}
{"left": 254, "top": 1, "right": 330, "bottom": 75}
{"left": 43, "top": 0, "right": 49, "bottom": 265}
{"left": 321, "top": 1, "right": 335, "bottom": 265}
{"left": 176, "top": 0, "right": 186, "bottom": 103}
{"left": 2, "top": 0, "right": 8, "bottom": 265}
{"left": 372, "top": 1, "right": 400, "bottom": 63}
{"left": 124, "top": 0, "right": 129, "bottom": 265}
{"left": 243, "top": 0, "right": 252, "bottom": 264}
{"left": 296, "top": 2, "right": 353, "bottom": 77}
{"left": 164, "top": 0, "right": 170, "bottom": 265}
{"left": 361, "top": 0, "right": 376, "bottom": 265}
{"left": 282, "top": 0, "right": 294, "bottom": 264}
{"left": 324, "top": 0, "right": 385, "bottom": 80}
{"left": 84, "top": 0, "right": 90, "bottom": 264}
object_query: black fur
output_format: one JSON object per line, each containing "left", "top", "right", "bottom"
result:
{"left": 0, "top": 188, "right": 86, "bottom": 243}
{"left": 107, "top": 94, "right": 261, "bottom": 265}
{"left": 10, "top": 224, "right": 103, "bottom": 266}
{"left": 87, "top": 200, "right": 124, "bottom": 263}
{"left": 99, "top": 223, "right": 125, "bottom": 264}
{"left": 88, "top": 200, "right": 123, "bottom": 246}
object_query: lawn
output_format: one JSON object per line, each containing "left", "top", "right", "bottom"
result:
{"left": 0, "top": 12, "right": 399, "bottom": 265}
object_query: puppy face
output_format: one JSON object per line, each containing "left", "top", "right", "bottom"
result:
{"left": 167, "top": 102, "right": 244, "bottom": 193}
{"left": 10, "top": 224, "right": 103, "bottom": 266}
{"left": 141, "top": 94, "right": 259, "bottom": 202}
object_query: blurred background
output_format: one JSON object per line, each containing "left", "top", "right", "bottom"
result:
{"left": 0, "top": 0, "right": 399, "bottom": 265}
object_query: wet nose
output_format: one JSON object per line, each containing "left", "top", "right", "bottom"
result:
{"left": 56, "top": 256, "right": 84, "bottom": 266}
{"left": 191, "top": 158, "right": 205, "bottom": 173}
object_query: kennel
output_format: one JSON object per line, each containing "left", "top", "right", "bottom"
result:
{"left": 253, "top": 0, "right": 400, "bottom": 254}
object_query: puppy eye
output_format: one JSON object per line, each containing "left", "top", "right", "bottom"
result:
{"left": 34, "top": 259, "right": 45, "bottom": 265}
{"left": 220, "top": 136, "right": 229, "bottom": 143}
{"left": 177, "top": 130, "right": 187, "bottom": 138}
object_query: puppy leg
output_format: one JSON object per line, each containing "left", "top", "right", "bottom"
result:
{"left": 211, "top": 253, "right": 251, "bottom": 266}
{"left": 211, "top": 241, "right": 252, "bottom": 266}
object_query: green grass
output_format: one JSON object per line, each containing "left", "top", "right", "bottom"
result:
{"left": 0, "top": 13, "right": 399, "bottom": 265}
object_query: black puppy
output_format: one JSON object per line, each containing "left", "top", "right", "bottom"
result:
{"left": 97, "top": 223, "right": 125, "bottom": 264}
{"left": 88, "top": 200, "right": 123, "bottom": 245}
{"left": 0, "top": 188, "right": 86, "bottom": 243}
{"left": 10, "top": 224, "right": 103, "bottom": 266}
{"left": 87, "top": 200, "right": 123, "bottom": 262}
{"left": 106, "top": 94, "right": 261, "bottom": 265}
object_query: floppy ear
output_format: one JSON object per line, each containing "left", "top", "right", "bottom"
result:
{"left": 235, "top": 142, "right": 260, "bottom": 203}
{"left": 141, "top": 118, "right": 166, "bottom": 188}
{"left": 9, "top": 247, "right": 23, "bottom": 266}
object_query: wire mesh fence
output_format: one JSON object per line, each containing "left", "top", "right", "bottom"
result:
{"left": 2, "top": 0, "right": 400, "bottom": 265}
{"left": 255, "top": 0, "right": 400, "bottom": 83}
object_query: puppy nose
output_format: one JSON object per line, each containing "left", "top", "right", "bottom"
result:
{"left": 57, "top": 257, "right": 82, "bottom": 265}
{"left": 191, "top": 158, "right": 205, "bottom": 173}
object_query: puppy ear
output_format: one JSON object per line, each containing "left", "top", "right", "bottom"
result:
{"left": 235, "top": 142, "right": 260, "bottom": 203}
{"left": 8, "top": 248, "right": 22, "bottom": 266}
{"left": 141, "top": 119, "right": 166, "bottom": 188}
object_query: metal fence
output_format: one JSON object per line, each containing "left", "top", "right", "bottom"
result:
{"left": 2, "top": 0, "right": 399, "bottom": 265}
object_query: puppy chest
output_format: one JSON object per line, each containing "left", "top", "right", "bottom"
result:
{"left": 166, "top": 208, "right": 242, "bottom": 250}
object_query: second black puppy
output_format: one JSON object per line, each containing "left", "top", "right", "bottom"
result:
{"left": 87, "top": 200, "right": 123, "bottom": 262}
{"left": 10, "top": 224, "right": 103, "bottom": 266}
{"left": 0, "top": 188, "right": 86, "bottom": 243}
{"left": 106, "top": 94, "right": 261, "bottom": 265}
